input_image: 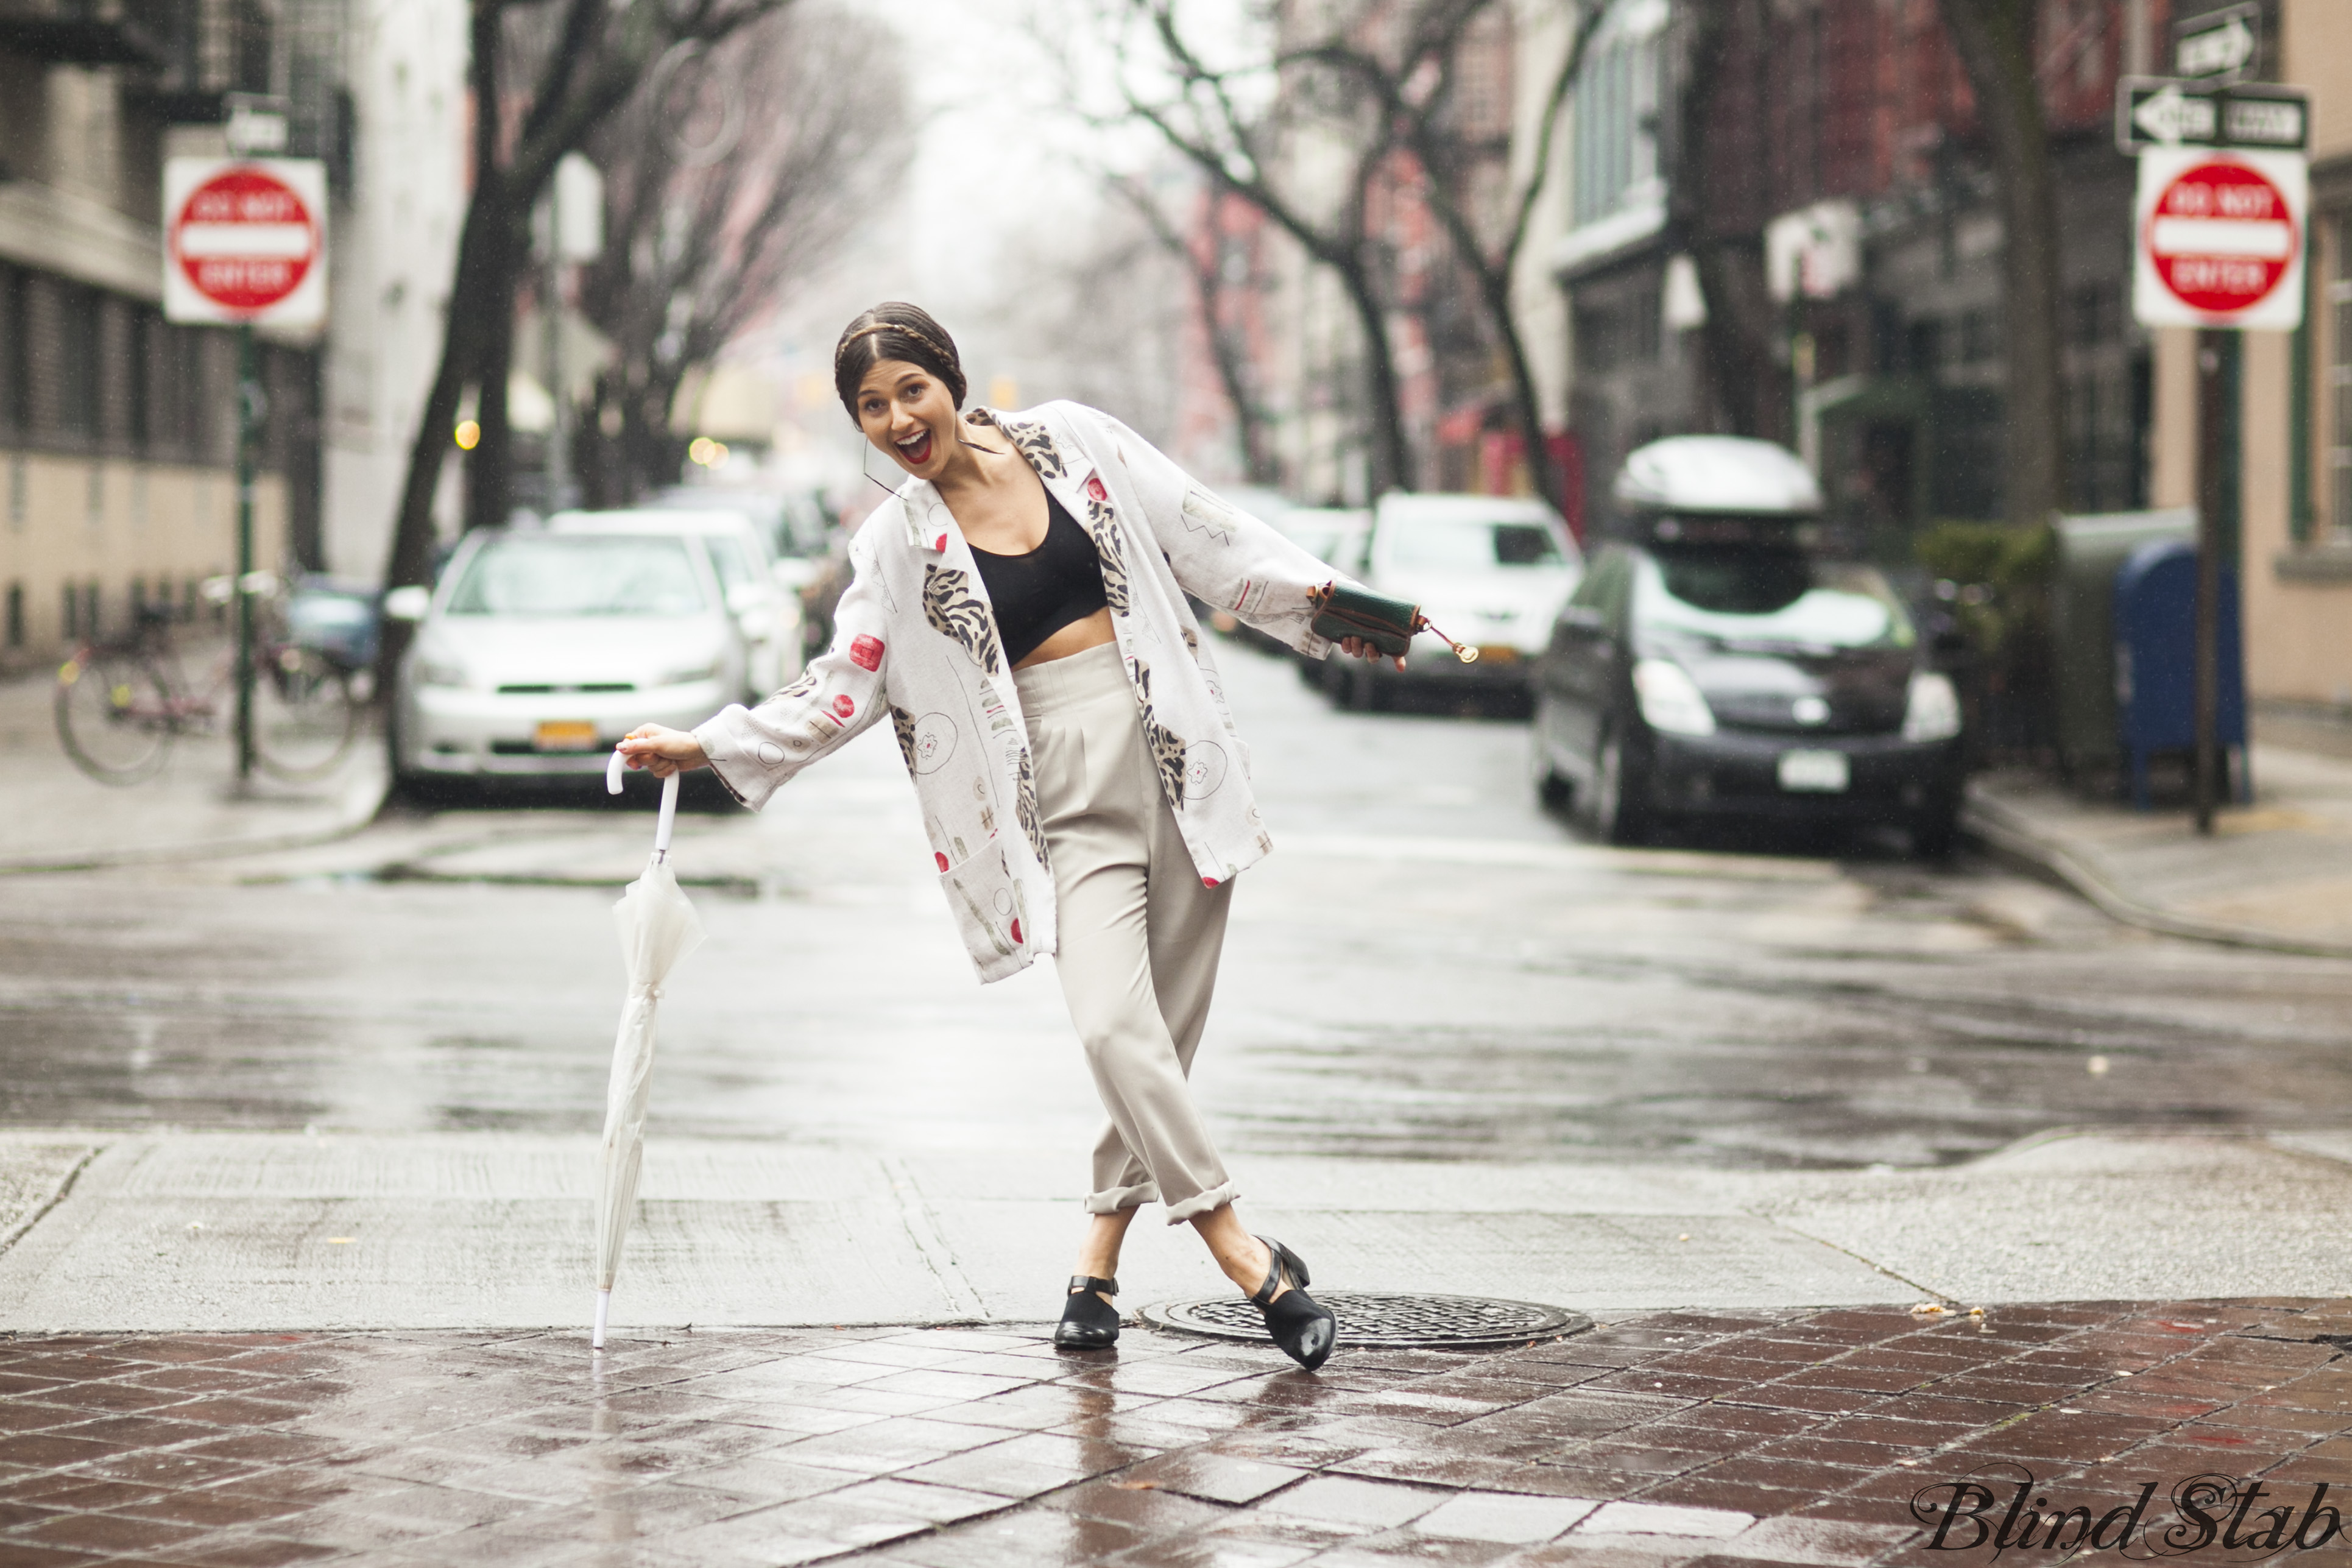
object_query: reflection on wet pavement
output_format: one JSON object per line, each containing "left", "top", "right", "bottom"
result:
{"left": 1, "top": 1299, "right": 2349, "bottom": 1564}
{"left": 5, "top": 645, "right": 2352, "bottom": 1168}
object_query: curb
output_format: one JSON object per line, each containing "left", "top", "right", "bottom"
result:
{"left": 0, "top": 760, "right": 390, "bottom": 875}
{"left": 1961, "top": 782, "right": 2352, "bottom": 961}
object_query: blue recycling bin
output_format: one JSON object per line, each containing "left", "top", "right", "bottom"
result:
{"left": 2113, "top": 539, "right": 2247, "bottom": 809}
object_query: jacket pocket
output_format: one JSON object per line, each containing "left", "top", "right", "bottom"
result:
{"left": 937, "top": 840, "right": 1028, "bottom": 959}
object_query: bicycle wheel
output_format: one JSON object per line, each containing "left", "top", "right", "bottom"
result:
{"left": 253, "top": 645, "right": 360, "bottom": 781}
{"left": 55, "top": 649, "right": 176, "bottom": 785}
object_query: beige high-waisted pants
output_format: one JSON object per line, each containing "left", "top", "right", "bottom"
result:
{"left": 1015, "top": 641, "right": 1238, "bottom": 1223}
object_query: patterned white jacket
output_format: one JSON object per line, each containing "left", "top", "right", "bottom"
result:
{"left": 692, "top": 400, "right": 1343, "bottom": 983}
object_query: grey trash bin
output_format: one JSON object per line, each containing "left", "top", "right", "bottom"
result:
{"left": 2050, "top": 508, "right": 2194, "bottom": 785}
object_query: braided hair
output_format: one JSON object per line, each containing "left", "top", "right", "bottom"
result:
{"left": 833, "top": 303, "right": 967, "bottom": 418}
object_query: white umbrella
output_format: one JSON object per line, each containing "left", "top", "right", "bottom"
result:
{"left": 592, "top": 750, "right": 705, "bottom": 1351}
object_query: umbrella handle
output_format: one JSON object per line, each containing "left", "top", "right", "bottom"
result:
{"left": 608, "top": 749, "right": 680, "bottom": 861}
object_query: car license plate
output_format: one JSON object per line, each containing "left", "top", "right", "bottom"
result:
{"left": 535, "top": 720, "right": 599, "bottom": 752}
{"left": 1778, "top": 749, "right": 1850, "bottom": 793}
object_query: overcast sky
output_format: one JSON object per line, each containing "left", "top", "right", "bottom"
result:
{"left": 738, "top": 0, "right": 1255, "bottom": 500}
{"left": 745, "top": 0, "right": 1097, "bottom": 490}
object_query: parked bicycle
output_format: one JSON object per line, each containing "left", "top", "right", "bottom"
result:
{"left": 55, "top": 573, "right": 364, "bottom": 786}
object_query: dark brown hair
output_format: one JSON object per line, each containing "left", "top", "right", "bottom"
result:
{"left": 833, "top": 303, "right": 966, "bottom": 418}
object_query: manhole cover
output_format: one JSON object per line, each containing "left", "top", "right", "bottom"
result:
{"left": 1141, "top": 1291, "right": 1589, "bottom": 1350}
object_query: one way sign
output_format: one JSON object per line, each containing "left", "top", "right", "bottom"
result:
{"left": 2175, "top": 2, "right": 2258, "bottom": 85}
{"left": 2116, "top": 77, "right": 2309, "bottom": 154}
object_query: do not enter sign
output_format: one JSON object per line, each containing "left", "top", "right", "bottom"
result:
{"left": 161, "top": 157, "right": 328, "bottom": 330}
{"left": 2133, "top": 147, "right": 2306, "bottom": 330}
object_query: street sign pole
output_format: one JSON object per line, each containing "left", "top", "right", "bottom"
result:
{"left": 2194, "top": 332, "right": 2225, "bottom": 836}
{"left": 235, "top": 325, "right": 260, "bottom": 783}
{"left": 161, "top": 144, "right": 325, "bottom": 789}
{"left": 2122, "top": 84, "right": 2306, "bottom": 835}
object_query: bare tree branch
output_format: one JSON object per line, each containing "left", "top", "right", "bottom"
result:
{"left": 1078, "top": 0, "right": 1608, "bottom": 507}
{"left": 1105, "top": 171, "right": 1279, "bottom": 484}
{"left": 1102, "top": 0, "right": 1416, "bottom": 491}
{"left": 574, "top": 4, "right": 913, "bottom": 503}
{"left": 376, "top": 0, "right": 800, "bottom": 691}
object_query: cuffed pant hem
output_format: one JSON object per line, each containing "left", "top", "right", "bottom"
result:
{"left": 1162, "top": 1179, "right": 1239, "bottom": 1225}
{"left": 1084, "top": 1181, "right": 1160, "bottom": 1215}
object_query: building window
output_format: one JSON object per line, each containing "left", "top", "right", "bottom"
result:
{"left": 5, "top": 583, "right": 20, "bottom": 649}
{"left": 1958, "top": 308, "right": 2002, "bottom": 365}
{"left": 2071, "top": 283, "right": 2121, "bottom": 347}
{"left": 129, "top": 308, "right": 155, "bottom": 451}
{"left": 1570, "top": 6, "right": 1664, "bottom": 230}
{"left": 2331, "top": 213, "right": 2352, "bottom": 538}
{"left": 58, "top": 286, "right": 100, "bottom": 438}
{"left": 0, "top": 267, "right": 22, "bottom": 434}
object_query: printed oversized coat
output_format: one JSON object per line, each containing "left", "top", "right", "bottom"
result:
{"left": 693, "top": 400, "right": 1344, "bottom": 982}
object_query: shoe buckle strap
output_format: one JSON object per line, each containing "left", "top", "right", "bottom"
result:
{"left": 1249, "top": 1236, "right": 1287, "bottom": 1306}
{"left": 1067, "top": 1274, "right": 1117, "bottom": 1296}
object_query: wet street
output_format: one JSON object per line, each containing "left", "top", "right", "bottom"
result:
{"left": 8, "top": 643, "right": 2352, "bottom": 1567}
{"left": 4, "top": 638, "right": 2351, "bottom": 1171}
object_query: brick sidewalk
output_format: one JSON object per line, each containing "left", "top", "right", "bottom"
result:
{"left": 2, "top": 1299, "right": 2350, "bottom": 1567}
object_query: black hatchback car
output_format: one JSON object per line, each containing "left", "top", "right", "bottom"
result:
{"left": 1530, "top": 534, "right": 1965, "bottom": 853}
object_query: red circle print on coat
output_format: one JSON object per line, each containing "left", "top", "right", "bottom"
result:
{"left": 1010, "top": 919, "right": 1023, "bottom": 944}
{"left": 934, "top": 852, "right": 949, "bottom": 871}
{"left": 1085, "top": 475, "right": 1109, "bottom": 504}
{"left": 831, "top": 694, "right": 855, "bottom": 719}
{"left": 849, "top": 634, "right": 885, "bottom": 671}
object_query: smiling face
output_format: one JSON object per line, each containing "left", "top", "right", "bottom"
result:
{"left": 856, "top": 359, "right": 960, "bottom": 480}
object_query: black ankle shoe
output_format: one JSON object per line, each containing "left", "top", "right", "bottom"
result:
{"left": 1053, "top": 1274, "right": 1120, "bottom": 1350}
{"left": 1249, "top": 1236, "right": 1336, "bottom": 1371}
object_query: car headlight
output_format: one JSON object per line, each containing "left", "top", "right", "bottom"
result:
{"left": 415, "top": 655, "right": 469, "bottom": 688}
{"left": 1904, "top": 670, "right": 1962, "bottom": 742}
{"left": 660, "top": 660, "right": 722, "bottom": 687}
{"left": 1632, "top": 659, "right": 1715, "bottom": 736}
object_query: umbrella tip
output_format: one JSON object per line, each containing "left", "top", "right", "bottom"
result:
{"left": 593, "top": 1288, "right": 611, "bottom": 1351}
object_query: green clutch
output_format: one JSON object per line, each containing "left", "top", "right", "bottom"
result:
{"left": 1310, "top": 582, "right": 1476, "bottom": 663}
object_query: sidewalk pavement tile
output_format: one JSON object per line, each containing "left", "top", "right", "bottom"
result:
{"left": 1581, "top": 1501, "right": 1757, "bottom": 1538}
{"left": 6, "top": 1302, "right": 2352, "bottom": 1561}
{"left": 1963, "top": 746, "right": 2352, "bottom": 954}
{"left": 1724, "top": 1516, "right": 1918, "bottom": 1565}
{"left": 899, "top": 1436, "right": 1097, "bottom": 1499}
{"left": 1255, "top": 1474, "right": 1447, "bottom": 1529}
{"left": 1413, "top": 1488, "right": 1600, "bottom": 1541}
{"left": 1118, "top": 1449, "right": 1308, "bottom": 1504}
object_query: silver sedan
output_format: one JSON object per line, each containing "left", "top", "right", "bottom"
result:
{"left": 387, "top": 529, "right": 742, "bottom": 784}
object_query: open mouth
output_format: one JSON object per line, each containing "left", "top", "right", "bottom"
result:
{"left": 894, "top": 428, "right": 934, "bottom": 467}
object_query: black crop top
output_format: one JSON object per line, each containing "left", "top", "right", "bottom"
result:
{"left": 969, "top": 492, "right": 1109, "bottom": 666}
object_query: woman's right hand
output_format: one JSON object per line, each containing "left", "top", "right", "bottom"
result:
{"left": 617, "top": 724, "right": 709, "bottom": 779}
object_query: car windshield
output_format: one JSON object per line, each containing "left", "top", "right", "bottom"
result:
{"left": 446, "top": 536, "right": 706, "bottom": 617}
{"left": 1386, "top": 519, "right": 1566, "bottom": 570}
{"left": 1278, "top": 516, "right": 1357, "bottom": 567}
{"left": 704, "top": 534, "right": 760, "bottom": 596}
{"left": 1636, "top": 550, "right": 1915, "bottom": 649}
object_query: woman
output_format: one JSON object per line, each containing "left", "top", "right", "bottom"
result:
{"left": 619, "top": 303, "right": 1394, "bottom": 1371}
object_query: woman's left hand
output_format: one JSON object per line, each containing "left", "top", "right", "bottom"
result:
{"left": 1338, "top": 635, "right": 1406, "bottom": 673}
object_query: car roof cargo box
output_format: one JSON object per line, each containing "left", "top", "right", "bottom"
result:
{"left": 1614, "top": 437, "right": 1823, "bottom": 518}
